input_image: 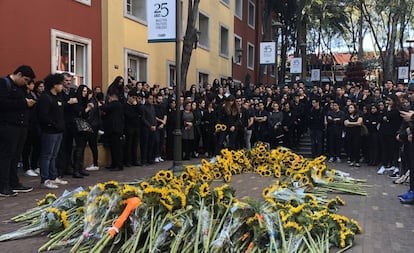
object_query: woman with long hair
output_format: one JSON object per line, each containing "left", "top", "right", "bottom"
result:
{"left": 182, "top": 101, "right": 195, "bottom": 160}
{"left": 377, "top": 94, "right": 403, "bottom": 174}
{"left": 364, "top": 103, "right": 381, "bottom": 166}
{"left": 215, "top": 95, "right": 240, "bottom": 154}
{"left": 268, "top": 101, "right": 284, "bottom": 148}
{"left": 344, "top": 103, "right": 363, "bottom": 167}
{"left": 72, "top": 85, "right": 93, "bottom": 178}
{"left": 201, "top": 101, "right": 216, "bottom": 157}
{"left": 106, "top": 76, "right": 125, "bottom": 103}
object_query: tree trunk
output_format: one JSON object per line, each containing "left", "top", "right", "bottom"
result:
{"left": 180, "top": 0, "right": 200, "bottom": 92}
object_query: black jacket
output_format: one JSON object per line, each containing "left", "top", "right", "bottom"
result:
{"left": 37, "top": 91, "right": 65, "bottom": 133}
{"left": 102, "top": 100, "right": 124, "bottom": 134}
{"left": 0, "top": 76, "right": 30, "bottom": 127}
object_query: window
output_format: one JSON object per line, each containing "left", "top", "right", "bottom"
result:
{"left": 234, "top": 36, "right": 242, "bottom": 64}
{"left": 248, "top": 1, "right": 255, "bottom": 28}
{"left": 125, "top": 0, "right": 146, "bottom": 23}
{"left": 235, "top": 0, "right": 242, "bottom": 19}
{"left": 219, "top": 25, "right": 229, "bottom": 57}
{"left": 247, "top": 43, "right": 254, "bottom": 70}
{"left": 51, "top": 29, "right": 91, "bottom": 86}
{"left": 169, "top": 64, "right": 176, "bottom": 87}
{"left": 127, "top": 54, "right": 148, "bottom": 82}
{"left": 220, "top": 0, "right": 230, "bottom": 7}
{"left": 75, "top": 0, "right": 91, "bottom": 6}
{"left": 198, "top": 12, "right": 209, "bottom": 49}
{"left": 198, "top": 72, "right": 209, "bottom": 87}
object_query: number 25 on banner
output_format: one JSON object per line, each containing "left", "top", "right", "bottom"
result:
{"left": 147, "top": 0, "right": 176, "bottom": 42}
{"left": 154, "top": 3, "right": 169, "bottom": 18}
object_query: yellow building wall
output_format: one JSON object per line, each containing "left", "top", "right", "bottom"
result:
{"left": 102, "top": 0, "right": 233, "bottom": 91}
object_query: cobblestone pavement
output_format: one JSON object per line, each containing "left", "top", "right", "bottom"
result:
{"left": 1, "top": 158, "right": 413, "bottom": 252}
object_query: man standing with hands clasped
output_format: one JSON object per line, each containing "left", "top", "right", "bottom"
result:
{"left": 0, "top": 65, "right": 36, "bottom": 197}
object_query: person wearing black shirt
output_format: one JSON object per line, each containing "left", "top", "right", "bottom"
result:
{"left": 325, "top": 101, "right": 346, "bottom": 162}
{"left": 308, "top": 98, "right": 325, "bottom": 158}
{"left": 102, "top": 93, "right": 125, "bottom": 171}
{"left": 123, "top": 90, "right": 142, "bottom": 167}
{"left": 0, "top": 65, "right": 36, "bottom": 196}
{"left": 38, "top": 73, "right": 67, "bottom": 189}
{"left": 140, "top": 94, "right": 157, "bottom": 165}
{"left": 155, "top": 94, "right": 167, "bottom": 162}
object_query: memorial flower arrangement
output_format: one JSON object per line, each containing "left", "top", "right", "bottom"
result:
{"left": 0, "top": 144, "right": 366, "bottom": 252}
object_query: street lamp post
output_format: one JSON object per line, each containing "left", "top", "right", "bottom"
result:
{"left": 272, "top": 21, "right": 282, "bottom": 85}
{"left": 299, "top": 42, "right": 307, "bottom": 81}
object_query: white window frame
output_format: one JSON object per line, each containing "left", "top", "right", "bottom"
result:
{"left": 198, "top": 11, "right": 210, "bottom": 50}
{"left": 75, "top": 0, "right": 91, "bottom": 6}
{"left": 219, "top": 24, "right": 229, "bottom": 58}
{"left": 197, "top": 70, "right": 210, "bottom": 87}
{"left": 234, "top": 0, "right": 243, "bottom": 20}
{"left": 124, "top": 0, "right": 147, "bottom": 24}
{"left": 248, "top": 0, "right": 255, "bottom": 29}
{"left": 247, "top": 42, "right": 254, "bottom": 70}
{"left": 51, "top": 29, "right": 92, "bottom": 86}
{"left": 234, "top": 35, "right": 242, "bottom": 65}
{"left": 124, "top": 48, "right": 149, "bottom": 82}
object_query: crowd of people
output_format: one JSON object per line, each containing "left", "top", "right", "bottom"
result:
{"left": 1, "top": 64, "right": 414, "bottom": 204}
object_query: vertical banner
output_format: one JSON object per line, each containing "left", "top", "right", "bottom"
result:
{"left": 311, "top": 69, "right": 321, "bottom": 81}
{"left": 398, "top": 66, "right": 409, "bottom": 79}
{"left": 290, "top": 57, "right": 302, "bottom": 74}
{"left": 147, "top": 0, "right": 176, "bottom": 42}
{"left": 260, "top": 42, "right": 276, "bottom": 64}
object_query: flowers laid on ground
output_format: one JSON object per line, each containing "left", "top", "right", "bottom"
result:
{"left": 0, "top": 144, "right": 367, "bottom": 252}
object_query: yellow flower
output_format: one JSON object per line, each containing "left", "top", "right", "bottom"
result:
{"left": 289, "top": 204, "right": 305, "bottom": 214}
{"left": 61, "top": 211, "right": 69, "bottom": 229}
{"left": 284, "top": 221, "right": 301, "bottom": 231}
{"left": 223, "top": 174, "right": 231, "bottom": 182}
{"left": 199, "top": 183, "right": 210, "bottom": 197}
{"left": 140, "top": 181, "right": 150, "bottom": 190}
{"left": 180, "top": 172, "right": 190, "bottom": 181}
{"left": 262, "top": 187, "right": 271, "bottom": 198}
{"left": 103, "top": 180, "right": 119, "bottom": 190}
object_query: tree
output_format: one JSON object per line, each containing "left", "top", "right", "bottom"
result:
{"left": 180, "top": 0, "right": 200, "bottom": 91}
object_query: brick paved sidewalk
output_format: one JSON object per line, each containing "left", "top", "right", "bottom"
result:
{"left": 0, "top": 159, "right": 413, "bottom": 252}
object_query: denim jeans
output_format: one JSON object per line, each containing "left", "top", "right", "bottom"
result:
{"left": 40, "top": 133, "right": 63, "bottom": 183}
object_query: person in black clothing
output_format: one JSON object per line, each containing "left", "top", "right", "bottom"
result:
{"left": 215, "top": 95, "right": 240, "bottom": 154}
{"left": 191, "top": 101, "right": 202, "bottom": 157}
{"left": 0, "top": 65, "right": 36, "bottom": 196}
{"left": 72, "top": 85, "right": 93, "bottom": 178}
{"left": 308, "top": 98, "right": 325, "bottom": 158}
{"left": 106, "top": 76, "right": 126, "bottom": 104}
{"left": 38, "top": 73, "right": 67, "bottom": 189}
{"left": 201, "top": 101, "right": 217, "bottom": 157}
{"left": 123, "top": 90, "right": 142, "bottom": 166}
{"left": 140, "top": 93, "right": 157, "bottom": 165}
{"left": 83, "top": 89, "right": 102, "bottom": 171}
{"left": 102, "top": 93, "right": 125, "bottom": 171}
{"left": 325, "top": 101, "right": 346, "bottom": 162}
{"left": 56, "top": 72, "right": 77, "bottom": 177}
{"left": 282, "top": 102, "right": 295, "bottom": 148}
{"left": 344, "top": 103, "right": 363, "bottom": 167}
{"left": 154, "top": 94, "right": 167, "bottom": 162}
{"left": 22, "top": 80, "right": 42, "bottom": 177}
{"left": 166, "top": 97, "right": 177, "bottom": 160}
{"left": 364, "top": 104, "right": 381, "bottom": 165}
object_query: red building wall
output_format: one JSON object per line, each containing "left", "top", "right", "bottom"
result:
{"left": 0, "top": 0, "right": 102, "bottom": 86}
{"left": 233, "top": 0, "right": 275, "bottom": 86}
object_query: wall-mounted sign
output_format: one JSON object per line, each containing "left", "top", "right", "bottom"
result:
{"left": 147, "top": 1, "right": 176, "bottom": 42}
{"left": 290, "top": 57, "right": 302, "bottom": 74}
{"left": 260, "top": 42, "right": 276, "bottom": 64}
{"left": 398, "top": 66, "right": 409, "bottom": 79}
{"left": 311, "top": 69, "right": 321, "bottom": 81}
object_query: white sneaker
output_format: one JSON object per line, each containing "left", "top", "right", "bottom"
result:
{"left": 328, "top": 157, "right": 334, "bottom": 163}
{"left": 53, "top": 177, "right": 68, "bottom": 185}
{"left": 336, "top": 157, "right": 341, "bottom": 163}
{"left": 377, "top": 166, "right": 394, "bottom": 175}
{"left": 158, "top": 157, "right": 164, "bottom": 162}
{"left": 25, "top": 169, "right": 38, "bottom": 177}
{"left": 34, "top": 168, "right": 40, "bottom": 174}
{"left": 85, "top": 165, "right": 99, "bottom": 171}
{"left": 154, "top": 157, "right": 160, "bottom": 163}
{"left": 42, "top": 180, "right": 59, "bottom": 189}
{"left": 98, "top": 130, "right": 104, "bottom": 135}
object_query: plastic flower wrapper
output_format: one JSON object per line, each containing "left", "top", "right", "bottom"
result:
{"left": 0, "top": 207, "right": 65, "bottom": 241}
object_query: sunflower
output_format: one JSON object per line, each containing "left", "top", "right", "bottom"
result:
{"left": 262, "top": 187, "right": 271, "bottom": 198}
{"left": 140, "top": 181, "right": 150, "bottom": 190}
{"left": 223, "top": 174, "right": 232, "bottom": 182}
{"left": 103, "top": 180, "right": 119, "bottom": 190}
{"left": 199, "top": 183, "right": 210, "bottom": 197}
{"left": 61, "top": 211, "right": 69, "bottom": 229}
